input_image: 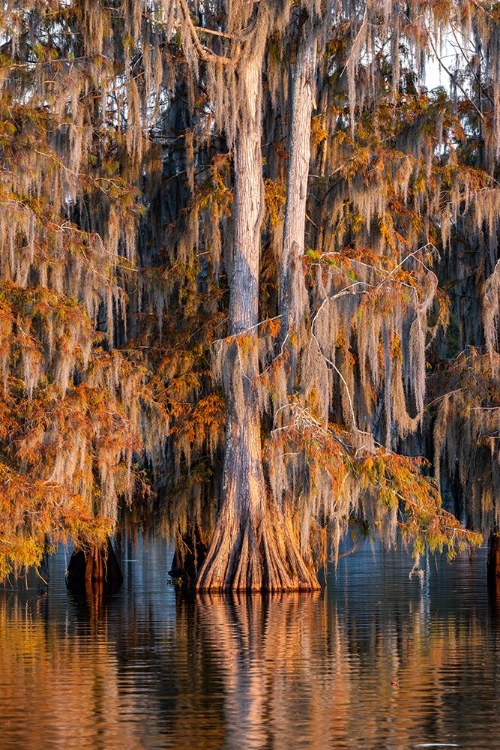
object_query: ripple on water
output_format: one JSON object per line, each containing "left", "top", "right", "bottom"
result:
{"left": 1, "top": 541, "right": 500, "bottom": 749}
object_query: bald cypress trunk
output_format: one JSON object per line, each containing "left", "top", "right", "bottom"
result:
{"left": 196, "top": 20, "right": 320, "bottom": 592}
{"left": 66, "top": 537, "right": 123, "bottom": 593}
{"left": 280, "top": 12, "right": 318, "bottom": 354}
{"left": 488, "top": 530, "right": 500, "bottom": 586}
{"left": 197, "top": 44, "right": 268, "bottom": 591}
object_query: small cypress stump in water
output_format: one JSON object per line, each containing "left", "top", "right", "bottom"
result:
{"left": 168, "top": 526, "right": 208, "bottom": 586}
{"left": 487, "top": 531, "right": 500, "bottom": 601}
{"left": 66, "top": 537, "right": 123, "bottom": 593}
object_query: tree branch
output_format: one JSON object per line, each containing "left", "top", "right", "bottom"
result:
{"left": 427, "top": 32, "right": 484, "bottom": 121}
{"left": 177, "top": 0, "right": 234, "bottom": 66}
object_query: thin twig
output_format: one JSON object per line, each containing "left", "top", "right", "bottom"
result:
{"left": 427, "top": 32, "right": 484, "bottom": 121}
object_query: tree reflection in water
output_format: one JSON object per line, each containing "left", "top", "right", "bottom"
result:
{"left": 1, "top": 543, "right": 500, "bottom": 749}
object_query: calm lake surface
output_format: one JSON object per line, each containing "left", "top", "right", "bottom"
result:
{"left": 1, "top": 538, "right": 499, "bottom": 749}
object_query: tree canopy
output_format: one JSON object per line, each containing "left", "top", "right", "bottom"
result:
{"left": 2, "top": 0, "right": 500, "bottom": 589}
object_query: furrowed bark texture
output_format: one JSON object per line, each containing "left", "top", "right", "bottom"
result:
{"left": 196, "top": 21, "right": 320, "bottom": 592}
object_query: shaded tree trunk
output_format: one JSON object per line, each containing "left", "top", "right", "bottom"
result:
{"left": 488, "top": 530, "right": 500, "bottom": 585}
{"left": 168, "top": 525, "right": 208, "bottom": 585}
{"left": 66, "top": 536, "right": 123, "bottom": 593}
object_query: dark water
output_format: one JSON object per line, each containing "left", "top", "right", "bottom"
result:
{"left": 1, "top": 539, "right": 499, "bottom": 749}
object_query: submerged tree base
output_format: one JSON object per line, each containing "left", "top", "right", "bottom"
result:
{"left": 196, "top": 503, "right": 321, "bottom": 593}
{"left": 488, "top": 531, "right": 500, "bottom": 585}
{"left": 66, "top": 536, "right": 123, "bottom": 593}
{"left": 168, "top": 525, "right": 208, "bottom": 586}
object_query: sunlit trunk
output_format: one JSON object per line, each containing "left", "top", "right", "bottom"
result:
{"left": 196, "top": 16, "right": 320, "bottom": 592}
{"left": 280, "top": 13, "right": 318, "bottom": 358}
{"left": 196, "top": 41, "right": 267, "bottom": 591}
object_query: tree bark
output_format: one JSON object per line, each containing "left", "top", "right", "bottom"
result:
{"left": 197, "top": 37, "right": 268, "bottom": 591}
{"left": 488, "top": 530, "right": 500, "bottom": 583}
{"left": 280, "top": 12, "right": 318, "bottom": 358}
{"left": 196, "top": 14, "right": 320, "bottom": 592}
{"left": 66, "top": 536, "right": 123, "bottom": 593}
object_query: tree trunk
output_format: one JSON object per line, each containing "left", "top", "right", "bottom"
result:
{"left": 488, "top": 530, "right": 500, "bottom": 584}
{"left": 280, "top": 12, "right": 318, "bottom": 358}
{"left": 196, "top": 17, "right": 320, "bottom": 592}
{"left": 168, "top": 524, "right": 208, "bottom": 585}
{"left": 66, "top": 536, "right": 123, "bottom": 593}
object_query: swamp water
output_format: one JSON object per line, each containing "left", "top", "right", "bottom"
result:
{"left": 1, "top": 539, "right": 499, "bottom": 749}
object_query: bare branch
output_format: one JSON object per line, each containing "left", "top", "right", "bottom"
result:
{"left": 177, "top": 0, "right": 234, "bottom": 66}
{"left": 427, "top": 32, "right": 484, "bottom": 121}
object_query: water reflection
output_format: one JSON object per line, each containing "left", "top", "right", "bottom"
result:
{"left": 1, "top": 541, "right": 500, "bottom": 748}
{"left": 195, "top": 592, "right": 324, "bottom": 750}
